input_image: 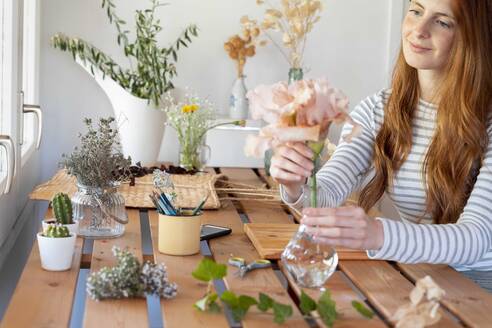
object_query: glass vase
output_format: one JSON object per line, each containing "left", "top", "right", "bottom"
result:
{"left": 288, "top": 67, "right": 304, "bottom": 84}
{"left": 229, "top": 75, "right": 249, "bottom": 120}
{"left": 72, "top": 183, "right": 126, "bottom": 239}
{"left": 281, "top": 181, "right": 338, "bottom": 288}
{"left": 178, "top": 133, "right": 211, "bottom": 172}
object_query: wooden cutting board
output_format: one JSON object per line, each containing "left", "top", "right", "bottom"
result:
{"left": 244, "top": 223, "right": 369, "bottom": 260}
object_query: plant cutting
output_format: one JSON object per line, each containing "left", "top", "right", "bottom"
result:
{"left": 43, "top": 192, "right": 79, "bottom": 235}
{"left": 37, "top": 224, "right": 77, "bottom": 271}
{"left": 191, "top": 258, "right": 374, "bottom": 326}
{"left": 51, "top": 0, "right": 199, "bottom": 164}
{"left": 62, "top": 117, "right": 131, "bottom": 239}
{"left": 164, "top": 90, "right": 246, "bottom": 171}
{"left": 87, "top": 246, "right": 178, "bottom": 301}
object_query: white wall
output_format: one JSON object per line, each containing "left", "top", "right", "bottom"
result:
{"left": 40, "top": 0, "right": 403, "bottom": 180}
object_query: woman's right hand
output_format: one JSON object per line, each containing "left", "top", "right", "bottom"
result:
{"left": 270, "top": 142, "right": 315, "bottom": 200}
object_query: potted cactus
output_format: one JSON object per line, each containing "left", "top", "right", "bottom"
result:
{"left": 37, "top": 223, "right": 77, "bottom": 271}
{"left": 43, "top": 192, "right": 79, "bottom": 235}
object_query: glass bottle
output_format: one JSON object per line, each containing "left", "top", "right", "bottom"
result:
{"left": 281, "top": 180, "right": 338, "bottom": 288}
{"left": 72, "top": 183, "right": 126, "bottom": 239}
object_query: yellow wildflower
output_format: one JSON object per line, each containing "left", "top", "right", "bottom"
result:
{"left": 181, "top": 104, "right": 200, "bottom": 113}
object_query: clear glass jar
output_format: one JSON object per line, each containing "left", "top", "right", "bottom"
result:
{"left": 281, "top": 182, "right": 338, "bottom": 288}
{"left": 72, "top": 183, "right": 126, "bottom": 239}
{"left": 178, "top": 135, "right": 210, "bottom": 172}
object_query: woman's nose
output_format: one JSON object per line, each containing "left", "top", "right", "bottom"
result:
{"left": 414, "top": 19, "right": 431, "bottom": 39}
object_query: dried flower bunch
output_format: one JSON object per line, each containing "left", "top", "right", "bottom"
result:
{"left": 224, "top": 17, "right": 265, "bottom": 77}
{"left": 392, "top": 276, "right": 445, "bottom": 328}
{"left": 87, "top": 246, "right": 178, "bottom": 301}
{"left": 61, "top": 117, "right": 132, "bottom": 188}
{"left": 255, "top": 0, "right": 323, "bottom": 68}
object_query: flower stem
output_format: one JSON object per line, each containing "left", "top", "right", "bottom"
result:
{"left": 310, "top": 173, "right": 317, "bottom": 208}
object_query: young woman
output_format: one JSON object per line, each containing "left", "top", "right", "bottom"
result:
{"left": 270, "top": 0, "right": 492, "bottom": 291}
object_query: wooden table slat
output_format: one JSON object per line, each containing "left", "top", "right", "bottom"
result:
{"left": 148, "top": 210, "right": 229, "bottom": 328}
{"left": 397, "top": 263, "right": 492, "bottom": 327}
{"left": 339, "top": 261, "right": 462, "bottom": 327}
{"left": 83, "top": 209, "right": 148, "bottom": 328}
{"left": 1, "top": 208, "right": 83, "bottom": 328}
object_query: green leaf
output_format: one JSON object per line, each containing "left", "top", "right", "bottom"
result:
{"left": 192, "top": 258, "right": 227, "bottom": 282}
{"left": 272, "top": 302, "right": 293, "bottom": 324}
{"left": 299, "top": 290, "right": 317, "bottom": 315}
{"left": 220, "top": 292, "right": 257, "bottom": 322}
{"left": 317, "top": 290, "right": 338, "bottom": 328}
{"left": 220, "top": 290, "right": 238, "bottom": 307}
{"left": 257, "top": 292, "right": 274, "bottom": 312}
{"left": 238, "top": 295, "right": 257, "bottom": 310}
{"left": 351, "top": 300, "right": 374, "bottom": 319}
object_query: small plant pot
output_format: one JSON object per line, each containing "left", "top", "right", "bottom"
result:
{"left": 37, "top": 232, "right": 77, "bottom": 271}
{"left": 42, "top": 219, "right": 79, "bottom": 236}
{"left": 158, "top": 211, "right": 202, "bottom": 256}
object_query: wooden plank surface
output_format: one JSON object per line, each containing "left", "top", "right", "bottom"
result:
{"left": 397, "top": 263, "right": 492, "bottom": 327}
{"left": 1, "top": 208, "right": 83, "bottom": 328}
{"left": 148, "top": 210, "right": 229, "bottom": 328}
{"left": 83, "top": 209, "right": 148, "bottom": 328}
{"left": 244, "top": 223, "right": 369, "bottom": 260}
{"left": 206, "top": 200, "right": 309, "bottom": 327}
{"left": 339, "top": 261, "right": 462, "bottom": 327}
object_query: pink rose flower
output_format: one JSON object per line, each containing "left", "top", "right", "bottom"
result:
{"left": 245, "top": 77, "right": 361, "bottom": 158}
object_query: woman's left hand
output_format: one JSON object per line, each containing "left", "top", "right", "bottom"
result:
{"left": 301, "top": 206, "right": 384, "bottom": 251}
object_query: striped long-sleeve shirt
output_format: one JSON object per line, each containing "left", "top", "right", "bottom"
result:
{"left": 281, "top": 89, "right": 492, "bottom": 272}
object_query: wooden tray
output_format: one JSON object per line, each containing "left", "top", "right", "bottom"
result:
{"left": 244, "top": 223, "right": 369, "bottom": 260}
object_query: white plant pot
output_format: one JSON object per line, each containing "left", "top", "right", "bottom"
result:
{"left": 37, "top": 232, "right": 77, "bottom": 271}
{"left": 42, "top": 219, "right": 79, "bottom": 236}
{"left": 76, "top": 59, "right": 166, "bottom": 166}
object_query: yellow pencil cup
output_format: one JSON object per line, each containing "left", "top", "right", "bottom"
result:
{"left": 158, "top": 211, "right": 202, "bottom": 255}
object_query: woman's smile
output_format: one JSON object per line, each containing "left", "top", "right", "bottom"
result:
{"left": 408, "top": 40, "right": 432, "bottom": 53}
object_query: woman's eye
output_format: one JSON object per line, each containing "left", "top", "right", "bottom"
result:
{"left": 409, "top": 9, "right": 422, "bottom": 16}
{"left": 437, "top": 20, "right": 451, "bottom": 28}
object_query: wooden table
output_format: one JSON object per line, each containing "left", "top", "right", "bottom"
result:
{"left": 2, "top": 168, "right": 492, "bottom": 328}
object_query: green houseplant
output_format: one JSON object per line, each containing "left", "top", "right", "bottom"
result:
{"left": 51, "top": 0, "right": 199, "bottom": 165}
{"left": 62, "top": 117, "right": 131, "bottom": 239}
{"left": 43, "top": 192, "right": 79, "bottom": 235}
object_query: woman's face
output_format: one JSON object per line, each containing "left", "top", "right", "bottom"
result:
{"left": 402, "top": 0, "right": 457, "bottom": 72}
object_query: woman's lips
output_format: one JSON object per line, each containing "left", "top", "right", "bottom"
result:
{"left": 409, "top": 41, "right": 432, "bottom": 53}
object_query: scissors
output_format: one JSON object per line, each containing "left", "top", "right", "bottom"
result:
{"left": 228, "top": 257, "right": 271, "bottom": 278}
